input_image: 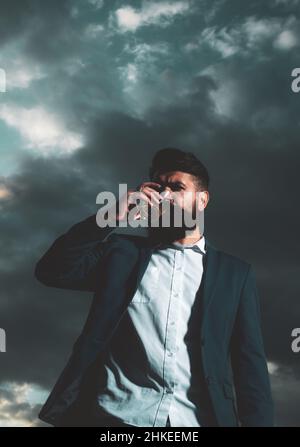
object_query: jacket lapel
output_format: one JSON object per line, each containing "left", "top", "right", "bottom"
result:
{"left": 200, "top": 239, "right": 221, "bottom": 332}
{"left": 133, "top": 242, "right": 154, "bottom": 294}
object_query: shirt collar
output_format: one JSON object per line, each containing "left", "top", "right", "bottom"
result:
{"left": 155, "top": 235, "right": 206, "bottom": 255}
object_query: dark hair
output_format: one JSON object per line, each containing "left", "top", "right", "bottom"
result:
{"left": 149, "top": 147, "right": 209, "bottom": 190}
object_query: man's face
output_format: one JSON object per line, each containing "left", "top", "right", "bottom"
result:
{"left": 154, "top": 171, "right": 202, "bottom": 216}
{"left": 147, "top": 170, "right": 208, "bottom": 242}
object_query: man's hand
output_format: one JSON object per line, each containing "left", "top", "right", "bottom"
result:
{"left": 116, "top": 182, "right": 162, "bottom": 222}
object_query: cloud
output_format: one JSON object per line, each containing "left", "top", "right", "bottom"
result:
{"left": 269, "top": 364, "right": 300, "bottom": 426}
{"left": 114, "top": 1, "right": 190, "bottom": 32}
{"left": 274, "top": 30, "right": 299, "bottom": 50}
{"left": 120, "top": 63, "right": 139, "bottom": 83}
{"left": 6, "top": 62, "right": 44, "bottom": 90}
{"left": 88, "top": 0, "right": 104, "bottom": 9}
{"left": 118, "top": 42, "right": 170, "bottom": 94}
{"left": 0, "top": 40, "right": 46, "bottom": 90}
{"left": 84, "top": 23, "right": 105, "bottom": 39}
{"left": 123, "top": 41, "right": 170, "bottom": 65}
{"left": 268, "top": 361, "right": 280, "bottom": 375}
{"left": 0, "top": 382, "right": 49, "bottom": 427}
{"left": 0, "top": 104, "right": 84, "bottom": 156}
{"left": 0, "top": 184, "right": 13, "bottom": 201}
{"left": 186, "top": 15, "right": 300, "bottom": 58}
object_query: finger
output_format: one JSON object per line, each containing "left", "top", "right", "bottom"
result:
{"left": 128, "top": 191, "right": 154, "bottom": 206}
{"left": 137, "top": 191, "right": 155, "bottom": 206}
{"left": 138, "top": 181, "right": 162, "bottom": 191}
{"left": 140, "top": 187, "right": 161, "bottom": 204}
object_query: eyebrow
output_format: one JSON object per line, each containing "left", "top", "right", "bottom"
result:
{"left": 160, "top": 180, "right": 186, "bottom": 188}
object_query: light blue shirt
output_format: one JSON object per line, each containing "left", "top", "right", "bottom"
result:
{"left": 96, "top": 235, "right": 206, "bottom": 427}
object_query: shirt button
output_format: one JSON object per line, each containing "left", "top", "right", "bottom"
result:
{"left": 166, "top": 388, "right": 173, "bottom": 394}
{"left": 167, "top": 351, "right": 174, "bottom": 357}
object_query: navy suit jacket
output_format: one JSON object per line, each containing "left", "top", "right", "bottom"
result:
{"left": 34, "top": 214, "right": 274, "bottom": 427}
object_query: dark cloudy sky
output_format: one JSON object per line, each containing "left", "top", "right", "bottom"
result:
{"left": 0, "top": 0, "right": 299, "bottom": 427}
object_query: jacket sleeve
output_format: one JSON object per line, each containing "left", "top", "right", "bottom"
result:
{"left": 230, "top": 265, "right": 274, "bottom": 427}
{"left": 34, "top": 214, "right": 115, "bottom": 291}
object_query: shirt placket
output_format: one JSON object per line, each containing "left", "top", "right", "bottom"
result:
{"left": 153, "top": 248, "right": 184, "bottom": 426}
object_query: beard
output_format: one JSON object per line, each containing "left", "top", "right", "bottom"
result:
{"left": 147, "top": 201, "right": 197, "bottom": 245}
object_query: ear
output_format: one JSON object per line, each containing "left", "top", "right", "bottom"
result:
{"left": 196, "top": 191, "right": 209, "bottom": 212}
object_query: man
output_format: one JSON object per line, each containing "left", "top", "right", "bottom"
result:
{"left": 35, "top": 148, "right": 274, "bottom": 427}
